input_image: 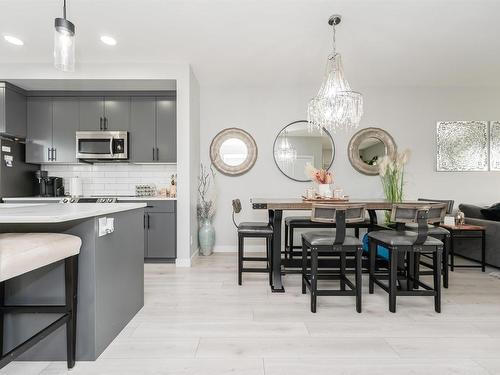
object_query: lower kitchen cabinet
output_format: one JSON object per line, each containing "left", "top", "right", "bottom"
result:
{"left": 124, "top": 200, "right": 177, "bottom": 262}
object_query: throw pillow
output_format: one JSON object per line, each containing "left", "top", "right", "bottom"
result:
{"left": 481, "top": 203, "right": 500, "bottom": 221}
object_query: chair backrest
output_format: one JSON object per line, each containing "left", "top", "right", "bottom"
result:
{"left": 232, "top": 199, "right": 242, "bottom": 228}
{"left": 391, "top": 203, "right": 447, "bottom": 245}
{"left": 310, "top": 203, "right": 366, "bottom": 244}
{"left": 418, "top": 198, "right": 454, "bottom": 215}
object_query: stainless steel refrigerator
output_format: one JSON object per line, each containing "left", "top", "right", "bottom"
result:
{"left": 0, "top": 137, "right": 39, "bottom": 199}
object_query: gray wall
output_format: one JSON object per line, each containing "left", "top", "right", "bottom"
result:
{"left": 200, "top": 85, "right": 500, "bottom": 251}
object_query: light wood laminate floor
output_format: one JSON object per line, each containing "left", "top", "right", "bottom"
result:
{"left": 2, "top": 253, "right": 500, "bottom": 374}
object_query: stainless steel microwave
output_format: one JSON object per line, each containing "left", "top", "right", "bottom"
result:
{"left": 76, "top": 131, "right": 128, "bottom": 160}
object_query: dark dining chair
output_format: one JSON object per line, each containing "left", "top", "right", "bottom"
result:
{"left": 232, "top": 199, "right": 273, "bottom": 285}
{"left": 368, "top": 203, "right": 447, "bottom": 313}
{"left": 301, "top": 204, "right": 365, "bottom": 313}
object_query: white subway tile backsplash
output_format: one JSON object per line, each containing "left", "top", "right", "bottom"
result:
{"left": 42, "top": 163, "right": 177, "bottom": 196}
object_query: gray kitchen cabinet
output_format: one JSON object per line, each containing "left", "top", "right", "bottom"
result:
{"left": 122, "top": 199, "right": 176, "bottom": 261}
{"left": 104, "top": 97, "right": 131, "bottom": 131}
{"left": 26, "top": 97, "right": 53, "bottom": 163}
{"left": 130, "top": 97, "right": 156, "bottom": 162}
{"left": 156, "top": 97, "right": 176, "bottom": 163}
{"left": 146, "top": 212, "right": 176, "bottom": 259}
{"left": 79, "top": 97, "right": 104, "bottom": 131}
{"left": 52, "top": 97, "right": 79, "bottom": 163}
{"left": 0, "top": 83, "right": 27, "bottom": 139}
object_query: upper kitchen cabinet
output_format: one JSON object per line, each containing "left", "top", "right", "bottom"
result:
{"left": 0, "top": 82, "right": 27, "bottom": 139}
{"left": 27, "top": 97, "right": 79, "bottom": 163}
{"left": 79, "top": 97, "right": 130, "bottom": 131}
{"left": 26, "top": 97, "right": 53, "bottom": 163}
{"left": 129, "top": 96, "right": 176, "bottom": 163}
{"left": 156, "top": 97, "right": 176, "bottom": 163}
{"left": 130, "top": 97, "right": 156, "bottom": 162}
{"left": 52, "top": 97, "right": 79, "bottom": 163}
{"left": 79, "top": 97, "right": 104, "bottom": 131}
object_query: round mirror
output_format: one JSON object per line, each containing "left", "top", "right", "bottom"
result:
{"left": 219, "top": 138, "right": 248, "bottom": 166}
{"left": 273, "top": 120, "right": 335, "bottom": 182}
{"left": 348, "top": 127, "right": 396, "bottom": 175}
{"left": 210, "top": 128, "right": 257, "bottom": 176}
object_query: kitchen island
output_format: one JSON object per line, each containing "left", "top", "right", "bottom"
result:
{"left": 0, "top": 203, "right": 146, "bottom": 361}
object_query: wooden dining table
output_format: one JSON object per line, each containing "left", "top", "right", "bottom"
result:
{"left": 251, "top": 198, "right": 442, "bottom": 292}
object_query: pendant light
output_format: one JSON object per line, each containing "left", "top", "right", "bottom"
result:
{"left": 54, "top": 0, "right": 75, "bottom": 72}
{"left": 307, "top": 15, "right": 363, "bottom": 132}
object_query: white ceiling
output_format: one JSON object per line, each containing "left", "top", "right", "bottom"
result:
{"left": 1, "top": 0, "right": 499, "bottom": 88}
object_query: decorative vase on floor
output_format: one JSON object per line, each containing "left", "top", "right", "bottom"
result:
{"left": 199, "top": 219, "right": 215, "bottom": 256}
{"left": 318, "top": 183, "right": 331, "bottom": 197}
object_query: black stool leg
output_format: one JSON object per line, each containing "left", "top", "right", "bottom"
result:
{"left": 65, "top": 255, "right": 78, "bottom": 369}
{"left": 434, "top": 249, "right": 442, "bottom": 313}
{"left": 301, "top": 240, "right": 307, "bottom": 294}
{"left": 355, "top": 248, "right": 362, "bottom": 313}
{"left": 413, "top": 252, "right": 420, "bottom": 290}
{"left": 443, "top": 235, "right": 450, "bottom": 288}
{"left": 340, "top": 252, "right": 346, "bottom": 291}
{"left": 389, "top": 249, "right": 398, "bottom": 313}
{"left": 368, "top": 240, "right": 376, "bottom": 294}
{"left": 407, "top": 250, "right": 414, "bottom": 290}
{"left": 0, "top": 282, "right": 4, "bottom": 357}
{"left": 310, "top": 248, "right": 318, "bottom": 313}
{"left": 266, "top": 236, "right": 273, "bottom": 286}
{"left": 284, "top": 224, "right": 289, "bottom": 259}
{"left": 238, "top": 234, "right": 243, "bottom": 285}
{"left": 289, "top": 226, "right": 295, "bottom": 259}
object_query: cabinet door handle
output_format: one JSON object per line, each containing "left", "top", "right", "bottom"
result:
{"left": 53, "top": 148, "right": 56, "bottom": 161}
{"left": 153, "top": 147, "right": 155, "bottom": 161}
{"left": 147, "top": 214, "right": 150, "bottom": 229}
{"left": 104, "top": 117, "right": 108, "bottom": 130}
{"left": 48, "top": 148, "right": 51, "bottom": 161}
{"left": 156, "top": 147, "right": 159, "bottom": 161}
{"left": 99, "top": 117, "right": 103, "bottom": 131}
{"left": 144, "top": 214, "right": 147, "bottom": 229}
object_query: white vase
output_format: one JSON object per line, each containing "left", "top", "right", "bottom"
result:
{"left": 318, "top": 184, "right": 331, "bottom": 197}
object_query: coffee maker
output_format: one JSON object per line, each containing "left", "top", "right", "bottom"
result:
{"left": 35, "top": 171, "right": 65, "bottom": 197}
{"left": 35, "top": 170, "right": 50, "bottom": 197}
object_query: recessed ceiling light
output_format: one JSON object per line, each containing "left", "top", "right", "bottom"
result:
{"left": 4, "top": 35, "right": 24, "bottom": 46}
{"left": 100, "top": 35, "right": 117, "bottom": 46}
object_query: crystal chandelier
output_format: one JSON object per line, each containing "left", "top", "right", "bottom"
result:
{"left": 308, "top": 15, "right": 363, "bottom": 132}
{"left": 275, "top": 130, "right": 297, "bottom": 165}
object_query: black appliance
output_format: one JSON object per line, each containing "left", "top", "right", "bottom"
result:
{"left": 0, "top": 138, "right": 39, "bottom": 199}
{"left": 35, "top": 170, "right": 50, "bottom": 197}
{"left": 47, "top": 177, "right": 65, "bottom": 197}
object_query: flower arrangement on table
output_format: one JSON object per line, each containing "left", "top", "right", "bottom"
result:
{"left": 305, "top": 163, "right": 333, "bottom": 197}
{"left": 378, "top": 149, "right": 410, "bottom": 222}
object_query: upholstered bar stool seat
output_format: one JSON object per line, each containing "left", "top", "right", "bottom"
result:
{"left": 368, "top": 230, "right": 442, "bottom": 247}
{"left": 302, "top": 231, "right": 362, "bottom": 247}
{"left": 0, "top": 233, "right": 81, "bottom": 282}
{"left": 0, "top": 233, "right": 81, "bottom": 370}
{"left": 237, "top": 222, "right": 274, "bottom": 235}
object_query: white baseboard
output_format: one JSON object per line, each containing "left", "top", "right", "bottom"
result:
{"left": 176, "top": 249, "right": 199, "bottom": 267}
{"left": 213, "top": 245, "right": 266, "bottom": 253}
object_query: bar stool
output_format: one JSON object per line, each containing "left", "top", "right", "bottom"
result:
{"left": 301, "top": 204, "right": 365, "bottom": 313}
{"left": 0, "top": 233, "right": 81, "bottom": 370}
{"left": 406, "top": 199, "right": 454, "bottom": 288}
{"left": 368, "top": 203, "right": 447, "bottom": 313}
{"left": 232, "top": 199, "right": 273, "bottom": 285}
{"left": 285, "top": 216, "right": 372, "bottom": 259}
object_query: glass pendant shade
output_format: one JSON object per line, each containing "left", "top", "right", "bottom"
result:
{"left": 308, "top": 16, "right": 363, "bottom": 132}
{"left": 54, "top": 2, "right": 75, "bottom": 72}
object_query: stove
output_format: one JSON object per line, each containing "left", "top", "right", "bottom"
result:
{"left": 59, "top": 197, "right": 117, "bottom": 203}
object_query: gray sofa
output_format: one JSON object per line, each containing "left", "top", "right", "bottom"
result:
{"left": 457, "top": 204, "right": 500, "bottom": 269}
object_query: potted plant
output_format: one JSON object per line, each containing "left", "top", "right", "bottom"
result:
{"left": 197, "top": 163, "right": 216, "bottom": 255}
{"left": 378, "top": 149, "right": 410, "bottom": 223}
{"left": 305, "top": 163, "right": 333, "bottom": 197}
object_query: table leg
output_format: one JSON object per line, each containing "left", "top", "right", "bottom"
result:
{"left": 443, "top": 235, "right": 450, "bottom": 288}
{"left": 270, "top": 209, "right": 285, "bottom": 292}
{"left": 481, "top": 230, "right": 486, "bottom": 272}
{"left": 368, "top": 209, "right": 378, "bottom": 231}
{"left": 450, "top": 232, "right": 455, "bottom": 272}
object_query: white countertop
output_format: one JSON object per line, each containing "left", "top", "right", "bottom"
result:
{"left": 3, "top": 196, "right": 176, "bottom": 201}
{"left": 0, "top": 203, "right": 147, "bottom": 223}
